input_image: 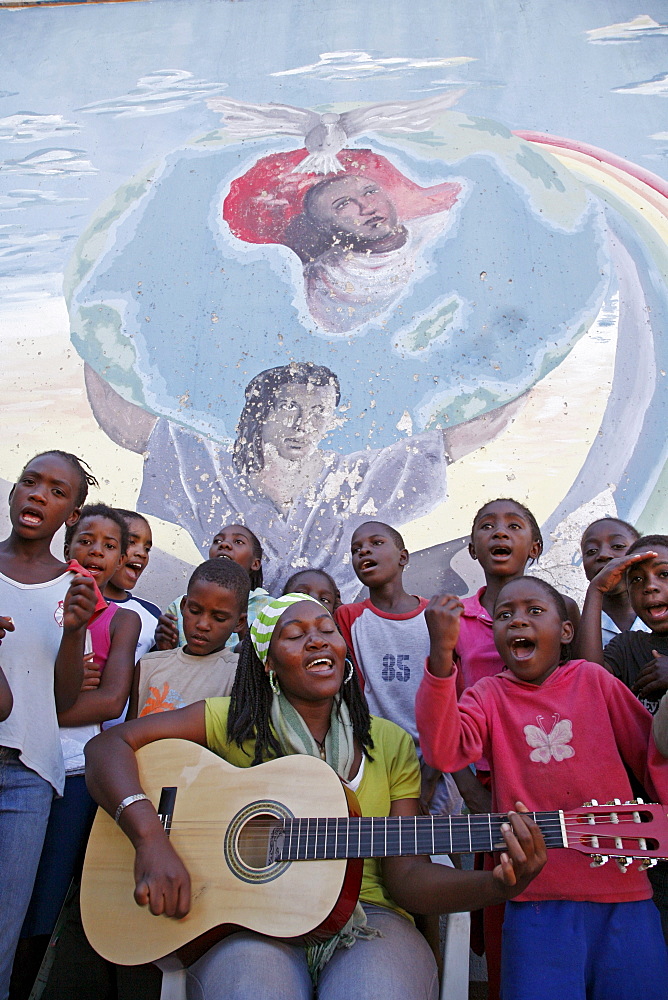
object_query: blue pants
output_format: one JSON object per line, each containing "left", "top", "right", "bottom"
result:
{"left": 501, "top": 898, "right": 668, "bottom": 1000}
{"left": 185, "top": 904, "right": 438, "bottom": 1000}
{"left": 22, "top": 773, "right": 97, "bottom": 938}
{"left": 0, "top": 748, "right": 53, "bottom": 1000}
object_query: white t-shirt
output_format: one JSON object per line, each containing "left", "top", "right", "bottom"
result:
{"left": 109, "top": 592, "right": 160, "bottom": 661}
{"left": 601, "top": 610, "right": 651, "bottom": 648}
{"left": 337, "top": 597, "right": 430, "bottom": 744}
{"left": 0, "top": 569, "right": 74, "bottom": 794}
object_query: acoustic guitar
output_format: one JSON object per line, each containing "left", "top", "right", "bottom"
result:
{"left": 80, "top": 738, "right": 668, "bottom": 966}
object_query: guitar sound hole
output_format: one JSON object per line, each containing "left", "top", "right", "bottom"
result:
{"left": 237, "top": 813, "right": 283, "bottom": 869}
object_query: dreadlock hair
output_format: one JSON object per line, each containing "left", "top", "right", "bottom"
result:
{"left": 64, "top": 503, "right": 129, "bottom": 554}
{"left": 227, "top": 633, "right": 374, "bottom": 766}
{"left": 495, "top": 576, "right": 572, "bottom": 664}
{"left": 23, "top": 450, "right": 98, "bottom": 508}
{"left": 471, "top": 498, "right": 543, "bottom": 563}
{"left": 626, "top": 534, "right": 668, "bottom": 557}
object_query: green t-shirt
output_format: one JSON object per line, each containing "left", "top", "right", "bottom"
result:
{"left": 205, "top": 697, "right": 421, "bottom": 918}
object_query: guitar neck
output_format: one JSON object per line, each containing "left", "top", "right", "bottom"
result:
{"left": 278, "top": 811, "right": 566, "bottom": 861}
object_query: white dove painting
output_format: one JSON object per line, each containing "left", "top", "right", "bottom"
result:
{"left": 213, "top": 94, "right": 465, "bottom": 333}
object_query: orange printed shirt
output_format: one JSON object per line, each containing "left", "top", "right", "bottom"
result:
{"left": 137, "top": 646, "right": 238, "bottom": 717}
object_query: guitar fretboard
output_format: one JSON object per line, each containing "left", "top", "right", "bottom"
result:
{"left": 277, "top": 811, "right": 565, "bottom": 861}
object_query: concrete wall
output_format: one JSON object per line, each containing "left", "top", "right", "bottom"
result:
{"left": 1, "top": 0, "right": 667, "bottom": 608}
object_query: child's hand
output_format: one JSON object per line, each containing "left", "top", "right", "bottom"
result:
{"left": 0, "top": 615, "right": 15, "bottom": 645}
{"left": 81, "top": 652, "right": 101, "bottom": 691}
{"left": 633, "top": 650, "right": 668, "bottom": 698}
{"left": 425, "top": 594, "right": 464, "bottom": 651}
{"left": 425, "top": 595, "right": 464, "bottom": 680}
{"left": 452, "top": 766, "right": 493, "bottom": 814}
{"left": 155, "top": 613, "right": 179, "bottom": 651}
{"left": 589, "top": 551, "right": 657, "bottom": 595}
{"left": 418, "top": 762, "right": 441, "bottom": 815}
{"left": 492, "top": 802, "right": 547, "bottom": 898}
{"left": 62, "top": 575, "right": 97, "bottom": 632}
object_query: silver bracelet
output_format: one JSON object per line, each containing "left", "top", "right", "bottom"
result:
{"left": 114, "top": 793, "right": 150, "bottom": 824}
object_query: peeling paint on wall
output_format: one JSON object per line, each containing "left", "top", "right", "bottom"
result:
{"left": 1, "top": 0, "right": 667, "bottom": 606}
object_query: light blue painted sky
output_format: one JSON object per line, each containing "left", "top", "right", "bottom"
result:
{"left": 0, "top": 0, "right": 666, "bottom": 277}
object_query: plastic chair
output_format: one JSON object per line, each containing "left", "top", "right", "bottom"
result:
{"left": 431, "top": 854, "right": 471, "bottom": 1000}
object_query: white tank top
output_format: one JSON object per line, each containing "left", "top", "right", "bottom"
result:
{"left": 0, "top": 569, "right": 74, "bottom": 794}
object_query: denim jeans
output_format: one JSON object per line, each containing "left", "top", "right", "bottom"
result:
{"left": 0, "top": 748, "right": 53, "bottom": 1000}
{"left": 22, "top": 773, "right": 97, "bottom": 938}
{"left": 185, "top": 904, "right": 439, "bottom": 1000}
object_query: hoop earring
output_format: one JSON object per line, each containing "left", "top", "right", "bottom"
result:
{"left": 344, "top": 658, "right": 355, "bottom": 684}
{"left": 268, "top": 670, "right": 281, "bottom": 696}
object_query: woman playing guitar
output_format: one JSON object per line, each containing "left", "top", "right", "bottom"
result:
{"left": 84, "top": 594, "right": 546, "bottom": 999}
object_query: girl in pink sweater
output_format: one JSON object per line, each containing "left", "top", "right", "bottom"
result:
{"left": 416, "top": 575, "right": 668, "bottom": 1000}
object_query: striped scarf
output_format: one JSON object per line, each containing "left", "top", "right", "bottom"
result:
{"left": 249, "top": 593, "right": 381, "bottom": 981}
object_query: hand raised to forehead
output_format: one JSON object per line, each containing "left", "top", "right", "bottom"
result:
{"left": 589, "top": 550, "right": 657, "bottom": 595}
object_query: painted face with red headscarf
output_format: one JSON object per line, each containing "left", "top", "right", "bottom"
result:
{"left": 303, "top": 175, "right": 401, "bottom": 246}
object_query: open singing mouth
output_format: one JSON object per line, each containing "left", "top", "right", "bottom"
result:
{"left": 306, "top": 656, "right": 335, "bottom": 672}
{"left": 490, "top": 545, "right": 512, "bottom": 557}
{"left": 509, "top": 637, "right": 536, "bottom": 659}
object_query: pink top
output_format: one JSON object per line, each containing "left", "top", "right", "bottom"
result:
{"left": 454, "top": 587, "right": 505, "bottom": 770}
{"left": 416, "top": 658, "right": 668, "bottom": 903}
{"left": 455, "top": 587, "right": 505, "bottom": 693}
{"left": 88, "top": 601, "right": 117, "bottom": 673}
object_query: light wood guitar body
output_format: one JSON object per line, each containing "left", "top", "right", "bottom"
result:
{"left": 80, "top": 740, "right": 362, "bottom": 966}
{"left": 81, "top": 739, "right": 668, "bottom": 967}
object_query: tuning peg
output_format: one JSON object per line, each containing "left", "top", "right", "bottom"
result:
{"left": 625, "top": 798, "right": 644, "bottom": 805}
{"left": 590, "top": 855, "right": 608, "bottom": 867}
{"left": 615, "top": 857, "right": 632, "bottom": 873}
{"left": 639, "top": 858, "right": 658, "bottom": 871}
{"left": 583, "top": 800, "right": 599, "bottom": 807}
{"left": 604, "top": 799, "right": 622, "bottom": 806}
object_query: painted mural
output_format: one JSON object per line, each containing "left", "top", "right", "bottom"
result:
{"left": 1, "top": 1, "right": 667, "bottom": 606}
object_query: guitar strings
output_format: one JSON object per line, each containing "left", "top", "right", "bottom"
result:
{"left": 158, "top": 816, "right": 650, "bottom": 830}
{"left": 159, "top": 816, "right": 651, "bottom": 829}
{"left": 155, "top": 815, "right": 659, "bottom": 853}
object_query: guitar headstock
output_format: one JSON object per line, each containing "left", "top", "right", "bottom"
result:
{"left": 564, "top": 800, "right": 668, "bottom": 872}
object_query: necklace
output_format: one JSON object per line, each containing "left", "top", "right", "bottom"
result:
{"left": 313, "top": 729, "right": 329, "bottom": 761}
